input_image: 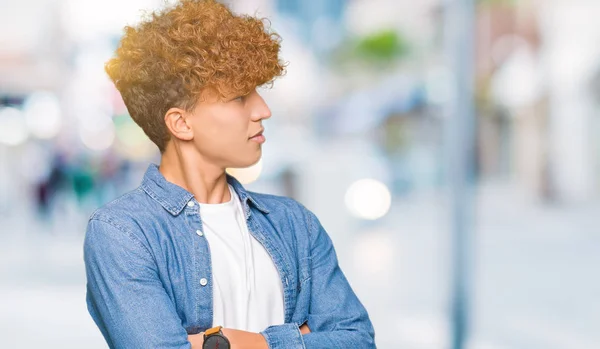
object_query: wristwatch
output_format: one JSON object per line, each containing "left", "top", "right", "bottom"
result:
{"left": 203, "top": 326, "right": 230, "bottom": 349}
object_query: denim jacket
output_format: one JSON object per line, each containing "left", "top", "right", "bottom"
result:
{"left": 84, "top": 164, "right": 376, "bottom": 348}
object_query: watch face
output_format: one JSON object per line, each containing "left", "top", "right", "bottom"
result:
{"left": 204, "top": 334, "right": 230, "bottom": 349}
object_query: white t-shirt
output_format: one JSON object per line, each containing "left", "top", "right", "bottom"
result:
{"left": 199, "top": 185, "right": 285, "bottom": 332}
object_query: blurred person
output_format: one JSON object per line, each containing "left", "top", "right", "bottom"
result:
{"left": 83, "top": 1, "right": 375, "bottom": 349}
{"left": 72, "top": 158, "right": 95, "bottom": 205}
{"left": 34, "top": 154, "right": 68, "bottom": 219}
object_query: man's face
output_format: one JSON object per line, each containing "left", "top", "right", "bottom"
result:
{"left": 186, "top": 88, "right": 271, "bottom": 169}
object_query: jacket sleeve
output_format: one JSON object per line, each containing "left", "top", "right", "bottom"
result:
{"left": 84, "top": 218, "right": 191, "bottom": 349}
{"left": 261, "top": 208, "right": 376, "bottom": 349}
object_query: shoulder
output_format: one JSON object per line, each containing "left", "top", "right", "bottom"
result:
{"left": 86, "top": 186, "right": 157, "bottom": 242}
{"left": 89, "top": 186, "right": 144, "bottom": 220}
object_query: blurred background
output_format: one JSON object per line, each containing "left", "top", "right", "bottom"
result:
{"left": 1, "top": 0, "right": 599, "bottom": 348}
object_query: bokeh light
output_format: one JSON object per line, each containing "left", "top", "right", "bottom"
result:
{"left": 23, "top": 92, "right": 63, "bottom": 140}
{"left": 79, "top": 120, "right": 116, "bottom": 151}
{"left": 345, "top": 178, "right": 392, "bottom": 220}
{"left": 0, "top": 107, "right": 29, "bottom": 146}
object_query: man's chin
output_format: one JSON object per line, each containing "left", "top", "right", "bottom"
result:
{"left": 228, "top": 155, "right": 261, "bottom": 170}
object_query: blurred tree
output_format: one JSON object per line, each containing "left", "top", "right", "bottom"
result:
{"left": 354, "top": 29, "right": 409, "bottom": 63}
{"left": 333, "top": 29, "right": 410, "bottom": 68}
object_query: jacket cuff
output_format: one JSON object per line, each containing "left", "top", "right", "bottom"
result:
{"left": 261, "top": 323, "right": 305, "bottom": 349}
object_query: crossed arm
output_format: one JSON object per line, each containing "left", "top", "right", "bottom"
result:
{"left": 186, "top": 324, "right": 311, "bottom": 349}
{"left": 84, "top": 212, "right": 375, "bottom": 349}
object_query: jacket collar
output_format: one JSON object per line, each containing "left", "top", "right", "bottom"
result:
{"left": 140, "top": 163, "right": 269, "bottom": 216}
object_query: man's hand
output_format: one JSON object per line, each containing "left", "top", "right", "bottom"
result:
{"left": 187, "top": 328, "right": 267, "bottom": 349}
{"left": 187, "top": 332, "right": 204, "bottom": 348}
{"left": 299, "top": 323, "right": 311, "bottom": 335}
{"left": 221, "top": 328, "right": 268, "bottom": 349}
{"left": 188, "top": 324, "right": 311, "bottom": 349}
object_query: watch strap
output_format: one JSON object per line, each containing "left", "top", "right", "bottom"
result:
{"left": 205, "top": 326, "right": 223, "bottom": 336}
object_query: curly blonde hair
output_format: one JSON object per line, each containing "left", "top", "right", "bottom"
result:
{"left": 105, "top": 0, "right": 286, "bottom": 152}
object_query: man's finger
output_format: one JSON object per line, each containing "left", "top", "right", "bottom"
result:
{"left": 299, "top": 323, "right": 311, "bottom": 334}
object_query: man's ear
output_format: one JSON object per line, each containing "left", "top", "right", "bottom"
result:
{"left": 164, "top": 108, "right": 193, "bottom": 141}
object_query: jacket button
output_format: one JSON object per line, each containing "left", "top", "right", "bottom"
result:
{"left": 200, "top": 278, "right": 208, "bottom": 286}
{"left": 187, "top": 201, "right": 195, "bottom": 207}
{"left": 196, "top": 230, "right": 204, "bottom": 237}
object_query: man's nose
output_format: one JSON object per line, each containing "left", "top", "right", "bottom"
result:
{"left": 250, "top": 92, "right": 272, "bottom": 121}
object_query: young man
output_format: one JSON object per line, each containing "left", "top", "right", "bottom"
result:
{"left": 83, "top": 1, "right": 376, "bottom": 348}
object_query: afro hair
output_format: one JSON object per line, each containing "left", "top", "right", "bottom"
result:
{"left": 105, "top": 0, "right": 286, "bottom": 152}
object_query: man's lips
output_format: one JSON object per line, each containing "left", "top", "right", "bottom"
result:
{"left": 249, "top": 129, "right": 264, "bottom": 139}
{"left": 249, "top": 128, "right": 266, "bottom": 144}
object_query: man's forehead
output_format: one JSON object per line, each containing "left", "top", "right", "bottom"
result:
{"left": 197, "top": 85, "right": 255, "bottom": 103}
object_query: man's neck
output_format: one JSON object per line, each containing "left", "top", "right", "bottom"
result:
{"left": 158, "top": 143, "right": 231, "bottom": 204}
